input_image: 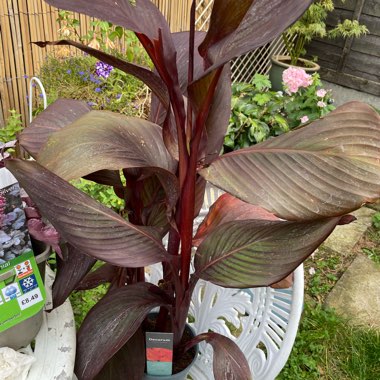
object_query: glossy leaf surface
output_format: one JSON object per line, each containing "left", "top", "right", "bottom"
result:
{"left": 19, "top": 99, "right": 91, "bottom": 158}
{"left": 194, "top": 217, "right": 344, "bottom": 288}
{"left": 198, "top": 0, "right": 312, "bottom": 72}
{"left": 53, "top": 244, "right": 96, "bottom": 308}
{"left": 95, "top": 329, "right": 145, "bottom": 380}
{"left": 187, "top": 332, "right": 251, "bottom": 380}
{"left": 75, "top": 282, "right": 171, "bottom": 379}
{"left": 200, "top": 102, "right": 380, "bottom": 220}
{"left": 6, "top": 159, "right": 169, "bottom": 267}
{"left": 193, "top": 193, "right": 279, "bottom": 246}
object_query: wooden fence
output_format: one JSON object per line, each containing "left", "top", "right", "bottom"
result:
{"left": 0, "top": 0, "right": 287, "bottom": 128}
{"left": 308, "top": 0, "right": 380, "bottom": 96}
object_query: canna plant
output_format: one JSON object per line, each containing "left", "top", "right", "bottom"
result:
{"left": 5, "top": 0, "right": 380, "bottom": 379}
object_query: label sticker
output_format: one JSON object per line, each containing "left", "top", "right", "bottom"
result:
{"left": 18, "top": 288, "right": 43, "bottom": 310}
{"left": 2, "top": 282, "right": 22, "bottom": 302}
{"left": 15, "top": 260, "right": 33, "bottom": 279}
{"left": 19, "top": 274, "right": 38, "bottom": 293}
{"left": 146, "top": 332, "right": 174, "bottom": 376}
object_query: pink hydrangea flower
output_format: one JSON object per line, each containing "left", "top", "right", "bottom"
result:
{"left": 316, "top": 89, "right": 327, "bottom": 98}
{"left": 317, "top": 101, "right": 326, "bottom": 108}
{"left": 300, "top": 115, "right": 309, "bottom": 123}
{"left": 282, "top": 67, "right": 312, "bottom": 93}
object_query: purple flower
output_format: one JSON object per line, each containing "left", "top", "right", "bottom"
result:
{"left": 23, "top": 74, "right": 29, "bottom": 79}
{"left": 116, "top": 94, "right": 122, "bottom": 99}
{"left": 39, "top": 93, "right": 44, "bottom": 98}
{"left": 87, "top": 102, "right": 96, "bottom": 107}
{"left": 66, "top": 69, "right": 72, "bottom": 74}
{"left": 95, "top": 61, "right": 113, "bottom": 79}
{"left": 95, "top": 87, "right": 102, "bottom": 93}
{"left": 78, "top": 71, "right": 85, "bottom": 76}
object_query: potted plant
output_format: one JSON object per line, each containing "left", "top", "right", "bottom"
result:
{"left": 270, "top": 0, "right": 369, "bottom": 90}
{"left": 4, "top": 0, "right": 380, "bottom": 379}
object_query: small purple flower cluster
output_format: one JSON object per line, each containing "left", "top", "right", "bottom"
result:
{"left": 95, "top": 61, "right": 114, "bottom": 79}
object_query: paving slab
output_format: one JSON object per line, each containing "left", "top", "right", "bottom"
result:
{"left": 323, "top": 207, "right": 376, "bottom": 255}
{"left": 325, "top": 254, "right": 380, "bottom": 329}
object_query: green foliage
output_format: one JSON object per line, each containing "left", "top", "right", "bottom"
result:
{"left": 372, "top": 212, "right": 380, "bottom": 230}
{"left": 0, "top": 110, "right": 23, "bottom": 143}
{"left": 38, "top": 55, "right": 148, "bottom": 118}
{"left": 73, "top": 178, "right": 125, "bottom": 214}
{"left": 279, "top": 303, "right": 380, "bottom": 380}
{"left": 224, "top": 72, "right": 334, "bottom": 152}
{"left": 284, "top": 0, "right": 369, "bottom": 65}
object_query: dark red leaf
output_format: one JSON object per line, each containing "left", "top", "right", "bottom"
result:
{"left": 95, "top": 328, "right": 145, "bottom": 380}
{"left": 19, "top": 99, "right": 91, "bottom": 158}
{"left": 198, "top": 0, "right": 313, "bottom": 73}
{"left": 194, "top": 217, "right": 345, "bottom": 288}
{"left": 186, "top": 332, "right": 251, "bottom": 380}
{"left": 53, "top": 244, "right": 96, "bottom": 308}
{"left": 6, "top": 159, "right": 169, "bottom": 267}
{"left": 193, "top": 193, "right": 279, "bottom": 247}
{"left": 76, "top": 263, "right": 118, "bottom": 291}
{"left": 75, "top": 282, "right": 171, "bottom": 379}
{"left": 199, "top": 102, "right": 380, "bottom": 221}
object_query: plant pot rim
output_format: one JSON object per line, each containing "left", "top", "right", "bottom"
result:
{"left": 271, "top": 55, "right": 320, "bottom": 72}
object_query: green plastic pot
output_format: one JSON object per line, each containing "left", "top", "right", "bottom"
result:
{"left": 0, "top": 243, "right": 50, "bottom": 350}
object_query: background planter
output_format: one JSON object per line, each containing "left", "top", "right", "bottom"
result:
{"left": 269, "top": 55, "right": 320, "bottom": 91}
{"left": 0, "top": 243, "right": 50, "bottom": 350}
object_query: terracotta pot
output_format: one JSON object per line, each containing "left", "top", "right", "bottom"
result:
{"left": 269, "top": 55, "right": 320, "bottom": 91}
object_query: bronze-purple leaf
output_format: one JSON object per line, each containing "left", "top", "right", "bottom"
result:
{"left": 198, "top": 0, "right": 313, "bottom": 73}
{"left": 199, "top": 102, "right": 380, "bottom": 221}
{"left": 6, "top": 159, "right": 169, "bottom": 267}
{"left": 95, "top": 328, "right": 145, "bottom": 380}
{"left": 37, "top": 111, "right": 179, "bottom": 208}
{"left": 194, "top": 217, "right": 345, "bottom": 288}
{"left": 75, "top": 282, "right": 171, "bottom": 379}
{"left": 53, "top": 244, "right": 96, "bottom": 308}
{"left": 19, "top": 99, "right": 91, "bottom": 158}
{"left": 186, "top": 332, "right": 251, "bottom": 380}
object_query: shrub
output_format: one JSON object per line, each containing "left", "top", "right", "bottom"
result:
{"left": 224, "top": 69, "right": 334, "bottom": 152}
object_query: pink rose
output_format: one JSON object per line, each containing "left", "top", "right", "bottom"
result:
{"left": 317, "top": 101, "right": 326, "bottom": 108}
{"left": 282, "top": 67, "right": 312, "bottom": 93}
{"left": 300, "top": 116, "right": 309, "bottom": 123}
{"left": 316, "top": 89, "right": 327, "bottom": 98}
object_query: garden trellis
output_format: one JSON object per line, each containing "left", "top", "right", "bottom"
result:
{"left": 0, "top": 0, "right": 288, "bottom": 127}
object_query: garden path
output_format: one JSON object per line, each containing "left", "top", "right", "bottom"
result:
{"left": 321, "top": 206, "right": 380, "bottom": 329}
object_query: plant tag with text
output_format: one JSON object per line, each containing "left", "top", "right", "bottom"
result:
{"left": 146, "top": 332, "right": 174, "bottom": 376}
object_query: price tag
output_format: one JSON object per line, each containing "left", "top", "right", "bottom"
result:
{"left": 18, "top": 288, "right": 43, "bottom": 310}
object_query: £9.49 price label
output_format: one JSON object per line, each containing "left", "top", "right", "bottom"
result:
{"left": 17, "top": 288, "right": 43, "bottom": 310}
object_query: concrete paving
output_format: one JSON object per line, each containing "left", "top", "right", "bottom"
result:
{"left": 322, "top": 81, "right": 380, "bottom": 110}
{"left": 325, "top": 254, "right": 380, "bottom": 329}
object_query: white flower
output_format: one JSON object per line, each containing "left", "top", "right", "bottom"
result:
{"left": 317, "top": 101, "right": 326, "bottom": 108}
{"left": 308, "top": 267, "right": 316, "bottom": 276}
{"left": 300, "top": 115, "right": 309, "bottom": 123}
{"left": 316, "top": 89, "right": 327, "bottom": 98}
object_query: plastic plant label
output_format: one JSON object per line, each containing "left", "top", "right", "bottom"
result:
{"left": 0, "top": 168, "right": 46, "bottom": 333}
{"left": 146, "top": 332, "right": 174, "bottom": 376}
